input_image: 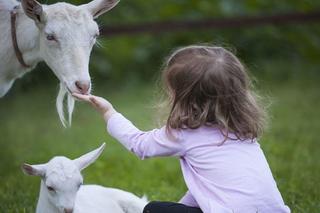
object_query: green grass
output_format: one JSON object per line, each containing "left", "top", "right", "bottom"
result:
{"left": 0, "top": 61, "right": 319, "bottom": 212}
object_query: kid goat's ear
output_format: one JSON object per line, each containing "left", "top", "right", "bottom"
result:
{"left": 82, "top": 0, "right": 120, "bottom": 19}
{"left": 73, "top": 143, "right": 106, "bottom": 171}
{"left": 21, "top": 163, "right": 46, "bottom": 177}
{"left": 21, "top": 0, "right": 47, "bottom": 25}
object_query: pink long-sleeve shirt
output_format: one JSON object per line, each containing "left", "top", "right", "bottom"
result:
{"left": 107, "top": 113, "right": 291, "bottom": 213}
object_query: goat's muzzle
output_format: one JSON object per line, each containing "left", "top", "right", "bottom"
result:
{"left": 75, "top": 80, "right": 90, "bottom": 94}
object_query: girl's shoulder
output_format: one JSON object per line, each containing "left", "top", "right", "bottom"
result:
{"left": 177, "top": 125, "right": 224, "bottom": 142}
{"left": 178, "top": 125, "right": 256, "bottom": 145}
{"left": 180, "top": 124, "right": 221, "bottom": 135}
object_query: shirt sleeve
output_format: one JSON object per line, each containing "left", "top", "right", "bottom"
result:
{"left": 179, "top": 191, "right": 199, "bottom": 207}
{"left": 106, "top": 113, "right": 186, "bottom": 159}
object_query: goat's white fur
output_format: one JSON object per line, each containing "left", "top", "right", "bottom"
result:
{"left": 22, "top": 143, "right": 148, "bottom": 213}
{"left": 0, "top": 0, "right": 119, "bottom": 127}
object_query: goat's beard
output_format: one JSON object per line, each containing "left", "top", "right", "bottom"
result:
{"left": 56, "top": 83, "right": 75, "bottom": 127}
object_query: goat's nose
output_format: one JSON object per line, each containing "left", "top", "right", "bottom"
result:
{"left": 64, "top": 208, "right": 73, "bottom": 213}
{"left": 75, "top": 81, "right": 90, "bottom": 94}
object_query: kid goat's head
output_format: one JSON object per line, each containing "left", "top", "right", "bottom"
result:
{"left": 21, "top": 143, "right": 106, "bottom": 213}
{"left": 20, "top": 0, "right": 119, "bottom": 127}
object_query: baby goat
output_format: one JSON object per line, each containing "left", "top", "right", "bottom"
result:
{"left": 22, "top": 143, "right": 147, "bottom": 213}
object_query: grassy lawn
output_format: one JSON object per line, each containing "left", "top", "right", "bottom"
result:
{"left": 0, "top": 61, "right": 319, "bottom": 212}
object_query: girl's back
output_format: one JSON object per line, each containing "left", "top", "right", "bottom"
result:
{"left": 180, "top": 126, "right": 289, "bottom": 212}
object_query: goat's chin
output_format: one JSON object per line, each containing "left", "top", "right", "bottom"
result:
{"left": 56, "top": 83, "right": 75, "bottom": 128}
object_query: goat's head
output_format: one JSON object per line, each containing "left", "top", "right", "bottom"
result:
{"left": 20, "top": 0, "right": 119, "bottom": 127}
{"left": 21, "top": 143, "right": 106, "bottom": 213}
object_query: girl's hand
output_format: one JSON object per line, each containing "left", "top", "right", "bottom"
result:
{"left": 72, "top": 93, "right": 117, "bottom": 122}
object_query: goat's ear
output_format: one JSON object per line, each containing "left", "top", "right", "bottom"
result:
{"left": 82, "top": 0, "right": 120, "bottom": 19}
{"left": 21, "top": 163, "right": 46, "bottom": 177}
{"left": 73, "top": 143, "right": 106, "bottom": 171}
{"left": 21, "top": 0, "right": 47, "bottom": 25}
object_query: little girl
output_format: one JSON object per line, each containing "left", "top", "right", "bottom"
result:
{"left": 73, "top": 45, "right": 290, "bottom": 213}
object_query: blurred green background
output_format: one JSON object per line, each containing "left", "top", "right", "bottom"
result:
{"left": 1, "top": 0, "right": 320, "bottom": 212}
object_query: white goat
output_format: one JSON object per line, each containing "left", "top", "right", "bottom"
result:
{"left": 22, "top": 143, "right": 148, "bottom": 213}
{"left": 0, "top": 0, "right": 119, "bottom": 127}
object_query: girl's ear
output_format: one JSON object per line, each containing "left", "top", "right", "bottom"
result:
{"left": 73, "top": 143, "right": 106, "bottom": 171}
{"left": 21, "top": 163, "right": 46, "bottom": 177}
{"left": 81, "top": 0, "right": 120, "bottom": 19}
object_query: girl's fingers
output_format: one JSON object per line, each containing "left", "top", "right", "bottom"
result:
{"left": 73, "top": 94, "right": 110, "bottom": 113}
{"left": 72, "top": 93, "right": 91, "bottom": 102}
{"left": 89, "top": 96, "right": 100, "bottom": 106}
{"left": 89, "top": 97, "right": 105, "bottom": 111}
{"left": 90, "top": 95, "right": 100, "bottom": 99}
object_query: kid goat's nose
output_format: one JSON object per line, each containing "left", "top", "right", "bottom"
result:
{"left": 75, "top": 81, "right": 90, "bottom": 94}
{"left": 64, "top": 208, "right": 73, "bottom": 213}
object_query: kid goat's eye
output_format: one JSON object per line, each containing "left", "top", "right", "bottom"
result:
{"left": 47, "top": 186, "right": 55, "bottom": 192}
{"left": 46, "top": 34, "right": 56, "bottom": 41}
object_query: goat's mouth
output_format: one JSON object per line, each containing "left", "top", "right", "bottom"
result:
{"left": 62, "top": 81, "right": 91, "bottom": 96}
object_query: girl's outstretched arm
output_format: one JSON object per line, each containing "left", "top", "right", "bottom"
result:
{"left": 73, "top": 93, "right": 186, "bottom": 159}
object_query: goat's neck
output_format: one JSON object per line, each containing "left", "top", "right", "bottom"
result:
{"left": 15, "top": 10, "right": 42, "bottom": 69}
{"left": 36, "top": 181, "right": 58, "bottom": 213}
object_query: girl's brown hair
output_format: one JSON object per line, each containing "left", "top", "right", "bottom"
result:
{"left": 162, "top": 45, "right": 267, "bottom": 141}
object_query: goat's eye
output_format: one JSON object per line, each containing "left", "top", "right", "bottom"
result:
{"left": 47, "top": 186, "right": 55, "bottom": 192}
{"left": 46, "top": 34, "right": 56, "bottom": 41}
